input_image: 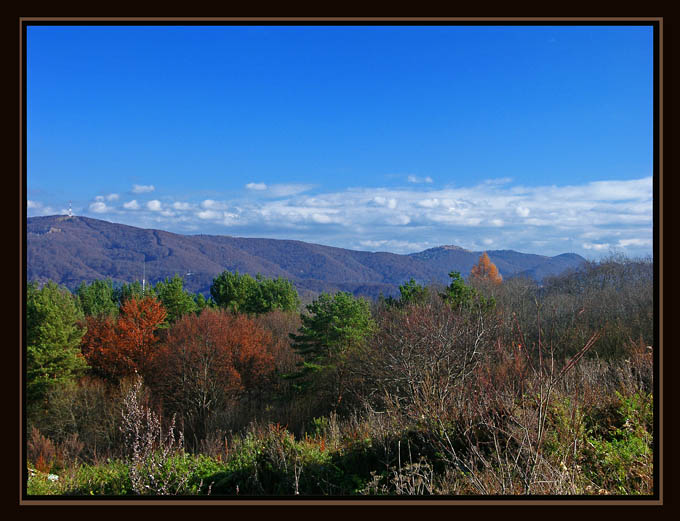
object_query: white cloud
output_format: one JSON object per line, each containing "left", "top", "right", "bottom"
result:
{"left": 583, "top": 242, "right": 611, "bottom": 251}
{"left": 407, "top": 175, "right": 434, "bottom": 184}
{"left": 373, "top": 196, "right": 397, "bottom": 209}
{"left": 89, "top": 201, "right": 111, "bottom": 213}
{"left": 617, "top": 238, "right": 652, "bottom": 248}
{"left": 195, "top": 208, "right": 241, "bottom": 224}
{"left": 201, "top": 199, "right": 230, "bottom": 210}
{"left": 418, "top": 198, "right": 440, "bottom": 208}
{"left": 490, "top": 219, "right": 504, "bottom": 227}
{"left": 483, "top": 177, "right": 513, "bottom": 186}
{"left": 387, "top": 214, "right": 411, "bottom": 225}
{"left": 311, "top": 213, "right": 333, "bottom": 224}
{"left": 123, "top": 200, "right": 140, "bottom": 210}
{"left": 516, "top": 206, "right": 530, "bottom": 217}
{"left": 358, "top": 239, "right": 431, "bottom": 252}
{"left": 267, "top": 184, "right": 314, "bottom": 197}
{"left": 172, "top": 202, "right": 192, "bottom": 210}
{"left": 96, "top": 193, "right": 119, "bottom": 202}
{"left": 524, "top": 218, "right": 551, "bottom": 226}
{"left": 27, "top": 200, "right": 56, "bottom": 215}
{"left": 146, "top": 200, "right": 162, "bottom": 211}
{"left": 132, "top": 184, "right": 155, "bottom": 194}
{"left": 197, "top": 209, "right": 222, "bottom": 220}
{"left": 243, "top": 183, "right": 313, "bottom": 197}
{"left": 222, "top": 212, "right": 240, "bottom": 225}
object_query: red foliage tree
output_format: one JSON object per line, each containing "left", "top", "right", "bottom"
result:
{"left": 80, "top": 296, "right": 167, "bottom": 381}
{"left": 470, "top": 252, "right": 503, "bottom": 285}
{"left": 151, "top": 309, "right": 275, "bottom": 442}
{"left": 116, "top": 296, "right": 167, "bottom": 376}
{"left": 80, "top": 314, "right": 121, "bottom": 380}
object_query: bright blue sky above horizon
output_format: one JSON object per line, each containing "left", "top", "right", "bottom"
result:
{"left": 27, "top": 24, "right": 654, "bottom": 259}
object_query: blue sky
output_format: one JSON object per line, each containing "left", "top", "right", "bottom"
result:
{"left": 27, "top": 24, "right": 654, "bottom": 258}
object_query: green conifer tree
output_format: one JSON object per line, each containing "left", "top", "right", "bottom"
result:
{"left": 26, "top": 282, "right": 88, "bottom": 404}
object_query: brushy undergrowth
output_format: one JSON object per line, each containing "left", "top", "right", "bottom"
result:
{"left": 26, "top": 257, "right": 655, "bottom": 497}
{"left": 28, "top": 386, "right": 654, "bottom": 496}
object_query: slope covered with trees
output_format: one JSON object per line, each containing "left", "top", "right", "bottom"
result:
{"left": 25, "top": 253, "right": 654, "bottom": 497}
{"left": 27, "top": 215, "right": 586, "bottom": 300}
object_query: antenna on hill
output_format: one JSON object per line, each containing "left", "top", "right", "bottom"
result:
{"left": 142, "top": 259, "right": 146, "bottom": 296}
{"left": 68, "top": 201, "right": 72, "bottom": 218}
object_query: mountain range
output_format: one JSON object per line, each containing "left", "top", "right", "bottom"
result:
{"left": 26, "top": 215, "right": 586, "bottom": 300}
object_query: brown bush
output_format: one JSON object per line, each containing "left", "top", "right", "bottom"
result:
{"left": 355, "top": 296, "right": 495, "bottom": 425}
{"left": 151, "top": 309, "right": 276, "bottom": 446}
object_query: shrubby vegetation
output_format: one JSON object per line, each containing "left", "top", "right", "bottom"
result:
{"left": 25, "top": 256, "right": 655, "bottom": 496}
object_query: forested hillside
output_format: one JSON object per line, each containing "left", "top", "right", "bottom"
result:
{"left": 25, "top": 253, "right": 654, "bottom": 497}
{"left": 27, "top": 215, "right": 586, "bottom": 300}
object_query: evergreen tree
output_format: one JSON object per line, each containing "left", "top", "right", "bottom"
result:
{"left": 288, "top": 292, "right": 376, "bottom": 403}
{"left": 75, "top": 279, "right": 118, "bottom": 318}
{"left": 249, "top": 275, "right": 300, "bottom": 314}
{"left": 193, "top": 293, "right": 215, "bottom": 314}
{"left": 26, "top": 282, "right": 88, "bottom": 403}
{"left": 210, "top": 271, "right": 299, "bottom": 314}
{"left": 382, "top": 278, "right": 428, "bottom": 308}
{"left": 441, "top": 271, "right": 495, "bottom": 312}
{"left": 398, "top": 278, "right": 428, "bottom": 306}
{"left": 210, "top": 271, "right": 258, "bottom": 312}
{"left": 114, "top": 280, "right": 155, "bottom": 306}
{"left": 154, "top": 274, "right": 197, "bottom": 323}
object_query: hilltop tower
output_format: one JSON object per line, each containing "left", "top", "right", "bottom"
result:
{"left": 68, "top": 201, "right": 72, "bottom": 218}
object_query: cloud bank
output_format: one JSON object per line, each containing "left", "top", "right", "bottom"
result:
{"left": 27, "top": 176, "right": 653, "bottom": 258}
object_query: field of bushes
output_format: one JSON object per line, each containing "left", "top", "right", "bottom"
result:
{"left": 25, "top": 254, "right": 655, "bottom": 497}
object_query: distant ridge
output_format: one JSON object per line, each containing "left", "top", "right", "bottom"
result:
{"left": 27, "top": 215, "right": 586, "bottom": 299}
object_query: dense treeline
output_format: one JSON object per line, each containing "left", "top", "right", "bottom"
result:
{"left": 25, "top": 255, "right": 654, "bottom": 496}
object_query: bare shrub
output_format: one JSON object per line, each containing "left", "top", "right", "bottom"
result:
{"left": 359, "top": 441, "right": 434, "bottom": 495}
{"left": 431, "top": 314, "right": 602, "bottom": 494}
{"left": 540, "top": 255, "right": 653, "bottom": 359}
{"left": 198, "top": 429, "right": 229, "bottom": 462}
{"left": 359, "top": 292, "right": 605, "bottom": 495}
{"left": 120, "top": 373, "right": 197, "bottom": 495}
{"left": 253, "top": 309, "right": 303, "bottom": 376}
{"left": 27, "top": 427, "right": 58, "bottom": 474}
{"left": 27, "top": 427, "right": 84, "bottom": 478}
{"left": 356, "top": 297, "right": 491, "bottom": 424}
{"left": 28, "top": 376, "right": 125, "bottom": 464}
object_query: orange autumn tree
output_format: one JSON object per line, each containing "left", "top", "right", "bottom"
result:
{"left": 470, "top": 252, "right": 503, "bottom": 285}
{"left": 80, "top": 314, "right": 121, "bottom": 380}
{"left": 151, "top": 308, "right": 275, "bottom": 444}
{"left": 116, "top": 296, "right": 167, "bottom": 376}
{"left": 81, "top": 296, "right": 167, "bottom": 382}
